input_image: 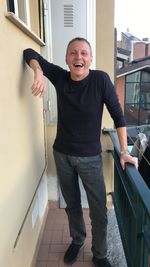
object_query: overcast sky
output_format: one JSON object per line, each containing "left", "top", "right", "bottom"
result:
{"left": 115, "top": 0, "right": 150, "bottom": 40}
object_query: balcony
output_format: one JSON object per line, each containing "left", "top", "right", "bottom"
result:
{"left": 106, "top": 127, "right": 150, "bottom": 267}
{"left": 34, "top": 127, "right": 150, "bottom": 267}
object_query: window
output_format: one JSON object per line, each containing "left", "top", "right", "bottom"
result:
{"left": 125, "top": 71, "right": 150, "bottom": 125}
{"left": 7, "top": 0, "right": 45, "bottom": 41}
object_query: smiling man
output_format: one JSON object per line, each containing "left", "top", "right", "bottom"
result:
{"left": 65, "top": 38, "right": 92, "bottom": 81}
{"left": 24, "top": 37, "right": 137, "bottom": 267}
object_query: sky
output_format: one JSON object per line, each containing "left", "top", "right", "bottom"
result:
{"left": 115, "top": 0, "right": 150, "bottom": 40}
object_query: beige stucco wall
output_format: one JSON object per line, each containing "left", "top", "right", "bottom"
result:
{"left": 0, "top": 1, "right": 47, "bottom": 267}
{"left": 96, "top": 0, "right": 115, "bottom": 194}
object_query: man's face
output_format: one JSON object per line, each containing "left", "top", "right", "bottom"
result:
{"left": 66, "top": 40, "right": 93, "bottom": 81}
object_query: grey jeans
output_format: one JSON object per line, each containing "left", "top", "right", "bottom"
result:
{"left": 53, "top": 150, "right": 107, "bottom": 259}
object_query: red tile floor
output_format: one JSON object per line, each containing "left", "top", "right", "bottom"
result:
{"left": 35, "top": 208, "right": 95, "bottom": 267}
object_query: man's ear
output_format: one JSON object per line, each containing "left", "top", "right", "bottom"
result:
{"left": 65, "top": 54, "right": 69, "bottom": 65}
{"left": 65, "top": 57, "right": 68, "bottom": 65}
{"left": 90, "top": 55, "right": 93, "bottom": 64}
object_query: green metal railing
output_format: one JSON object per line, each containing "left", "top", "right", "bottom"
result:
{"left": 104, "top": 129, "right": 150, "bottom": 267}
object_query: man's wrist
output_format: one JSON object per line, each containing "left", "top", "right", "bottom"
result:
{"left": 120, "top": 149, "right": 130, "bottom": 156}
{"left": 34, "top": 66, "right": 43, "bottom": 73}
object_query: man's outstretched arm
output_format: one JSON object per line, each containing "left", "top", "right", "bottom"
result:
{"left": 116, "top": 126, "right": 138, "bottom": 170}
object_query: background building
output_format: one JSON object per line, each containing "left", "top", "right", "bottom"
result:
{"left": 116, "top": 31, "right": 150, "bottom": 126}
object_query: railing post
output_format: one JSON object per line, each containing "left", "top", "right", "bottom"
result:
{"left": 134, "top": 197, "right": 144, "bottom": 267}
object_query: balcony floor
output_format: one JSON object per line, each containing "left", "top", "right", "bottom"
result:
{"left": 35, "top": 206, "right": 127, "bottom": 267}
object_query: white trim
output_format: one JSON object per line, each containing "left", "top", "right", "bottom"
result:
{"left": 14, "top": 0, "right": 19, "bottom": 17}
{"left": 42, "top": 0, "right": 57, "bottom": 125}
{"left": 87, "top": 0, "right": 96, "bottom": 69}
{"left": 117, "top": 52, "right": 129, "bottom": 60}
{"left": 130, "top": 41, "right": 134, "bottom": 61}
{"left": 5, "top": 12, "right": 45, "bottom": 46}
{"left": 13, "top": 0, "right": 30, "bottom": 26}
{"left": 24, "top": 0, "right": 31, "bottom": 28}
{"left": 43, "top": 0, "right": 53, "bottom": 61}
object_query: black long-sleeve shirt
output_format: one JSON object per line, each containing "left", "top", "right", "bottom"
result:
{"left": 24, "top": 48, "right": 126, "bottom": 156}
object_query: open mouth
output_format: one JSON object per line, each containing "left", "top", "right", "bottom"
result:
{"left": 73, "top": 63, "right": 84, "bottom": 68}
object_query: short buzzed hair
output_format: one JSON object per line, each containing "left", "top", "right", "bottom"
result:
{"left": 66, "top": 37, "right": 92, "bottom": 56}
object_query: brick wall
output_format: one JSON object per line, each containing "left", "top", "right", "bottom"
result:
{"left": 133, "top": 42, "right": 146, "bottom": 59}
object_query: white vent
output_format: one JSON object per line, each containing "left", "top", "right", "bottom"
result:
{"left": 64, "top": 4, "right": 74, "bottom": 27}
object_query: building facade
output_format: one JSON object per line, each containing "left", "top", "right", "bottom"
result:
{"left": 116, "top": 58, "right": 150, "bottom": 126}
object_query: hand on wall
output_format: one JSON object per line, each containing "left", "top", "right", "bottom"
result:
{"left": 32, "top": 68, "right": 46, "bottom": 98}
